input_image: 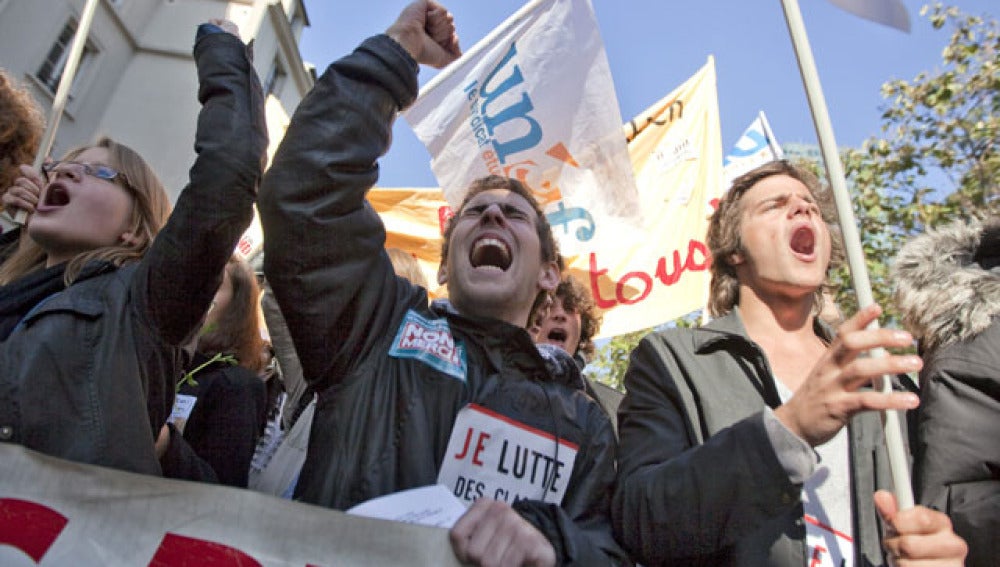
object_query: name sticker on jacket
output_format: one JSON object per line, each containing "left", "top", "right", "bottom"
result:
{"left": 438, "top": 404, "right": 579, "bottom": 507}
{"left": 389, "top": 310, "right": 467, "bottom": 381}
{"left": 168, "top": 394, "right": 197, "bottom": 434}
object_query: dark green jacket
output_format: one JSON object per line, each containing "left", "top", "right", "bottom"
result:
{"left": 614, "top": 309, "right": 898, "bottom": 566}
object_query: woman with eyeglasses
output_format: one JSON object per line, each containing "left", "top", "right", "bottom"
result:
{"left": 0, "top": 19, "right": 266, "bottom": 476}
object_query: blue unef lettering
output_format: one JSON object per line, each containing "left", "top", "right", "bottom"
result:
{"left": 479, "top": 42, "right": 543, "bottom": 165}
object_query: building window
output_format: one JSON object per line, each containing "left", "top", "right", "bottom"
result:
{"left": 263, "top": 58, "right": 287, "bottom": 98}
{"left": 36, "top": 20, "right": 97, "bottom": 95}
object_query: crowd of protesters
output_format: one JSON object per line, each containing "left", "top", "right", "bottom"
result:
{"left": 0, "top": 1, "right": 991, "bottom": 565}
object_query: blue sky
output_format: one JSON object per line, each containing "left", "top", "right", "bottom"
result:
{"left": 297, "top": 0, "right": 995, "bottom": 188}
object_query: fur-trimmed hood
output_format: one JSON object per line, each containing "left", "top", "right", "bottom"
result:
{"left": 892, "top": 217, "right": 1000, "bottom": 352}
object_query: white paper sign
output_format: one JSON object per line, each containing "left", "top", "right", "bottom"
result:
{"left": 346, "top": 485, "right": 467, "bottom": 529}
{"left": 437, "top": 404, "right": 578, "bottom": 507}
{"left": 168, "top": 394, "right": 197, "bottom": 433}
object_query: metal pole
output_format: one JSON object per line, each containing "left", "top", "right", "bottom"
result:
{"left": 778, "top": 0, "right": 914, "bottom": 509}
{"left": 12, "top": 0, "right": 101, "bottom": 225}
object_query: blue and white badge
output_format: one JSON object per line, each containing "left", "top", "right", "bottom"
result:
{"left": 389, "top": 310, "right": 467, "bottom": 381}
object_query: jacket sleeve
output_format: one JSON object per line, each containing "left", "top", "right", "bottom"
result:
{"left": 612, "top": 334, "right": 803, "bottom": 564}
{"left": 182, "top": 367, "right": 268, "bottom": 487}
{"left": 259, "top": 279, "right": 308, "bottom": 430}
{"left": 139, "top": 31, "right": 267, "bottom": 346}
{"left": 158, "top": 423, "right": 220, "bottom": 484}
{"left": 258, "top": 35, "right": 419, "bottom": 391}
{"left": 514, "top": 406, "right": 630, "bottom": 566}
{"left": 133, "top": 31, "right": 267, "bottom": 436}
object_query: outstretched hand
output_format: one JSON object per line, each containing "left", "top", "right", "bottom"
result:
{"left": 874, "top": 490, "right": 967, "bottom": 565}
{"left": 775, "top": 304, "right": 922, "bottom": 447}
{"left": 450, "top": 498, "right": 555, "bottom": 567}
{"left": 387, "top": 0, "right": 461, "bottom": 69}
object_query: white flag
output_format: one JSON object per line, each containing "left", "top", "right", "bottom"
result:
{"left": 722, "top": 111, "right": 784, "bottom": 188}
{"left": 402, "top": 0, "right": 640, "bottom": 257}
{"left": 826, "top": 0, "right": 910, "bottom": 32}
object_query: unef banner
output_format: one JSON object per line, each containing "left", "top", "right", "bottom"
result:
{"left": 402, "top": 0, "right": 641, "bottom": 258}
{"left": 0, "top": 445, "right": 462, "bottom": 566}
{"left": 576, "top": 58, "right": 723, "bottom": 337}
{"left": 376, "top": 60, "right": 724, "bottom": 338}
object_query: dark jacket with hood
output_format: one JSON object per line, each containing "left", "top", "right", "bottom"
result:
{"left": 893, "top": 217, "right": 1000, "bottom": 567}
{"left": 614, "top": 309, "right": 900, "bottom": 566}
{"left": 259, "top": 35, "right": 625, "bottom": 565}
{"left": 0, "top": 30, "right": 266, "bottom": 475}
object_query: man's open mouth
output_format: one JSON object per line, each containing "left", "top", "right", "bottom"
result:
{"left": 470, "top": 237, "right": 511, "bottom": 270}
{"left": 790, "top": 226, "right": 815, "bottom": 256}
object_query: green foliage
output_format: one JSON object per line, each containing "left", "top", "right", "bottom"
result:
{"left": 586, "top": 328, "right": 651, "bottom": 392}
{"left": 587, "top": 310, "right": 702, "bottom": 391}
{"left": 830, "top": 3, "right": 999, "bottom": 322}
{"left": 176, "top": 352, "right": 238, "bottom": 392}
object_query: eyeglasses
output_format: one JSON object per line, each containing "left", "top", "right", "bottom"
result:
{"left": 42, "top": 161, "right": 131, "bottom": 190}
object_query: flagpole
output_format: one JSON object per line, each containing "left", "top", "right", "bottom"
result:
{"left": 11, "top": 0, "right": 101, "bottom": 225}
{"left": 778, "top": 0, "right": 914, "bottom": 509}
{"left": 416, "top": 0, "right": 551, "bottom": 97}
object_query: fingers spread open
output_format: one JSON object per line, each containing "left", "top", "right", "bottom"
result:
{"left": 838, "top": 354, "right": 922, "bottom": 391}
{"left": 842, "top": 390, "right": 919, "bottom": 414}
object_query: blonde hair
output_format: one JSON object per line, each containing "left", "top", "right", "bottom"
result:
{"left": 0, "top": 137, "right": 172, "bottom": 285}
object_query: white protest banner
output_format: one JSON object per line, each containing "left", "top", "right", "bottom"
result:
{"left": 437, "top": 404, "right": 579, "bottom": 507}
{"left": 380, "top": 60, "right": 725, "bottom": 338}
{"left": 722, "top": 111, "right": 784, "bottom": 188}
{"left": 403, "top": 0, "right": 641, "bottom": 258}
{"left": 0, "top": 444, "right": 462, "bottom": 566}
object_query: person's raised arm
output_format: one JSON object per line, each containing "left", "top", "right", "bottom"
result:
{"left": 134, "top": 20, "right": 266, "bottom": 435}
{"left": 141, "top": 20, "right": 267, "bottom": 346}
{"left": 258, "top": 0, "right": 459, "bottom": 391}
